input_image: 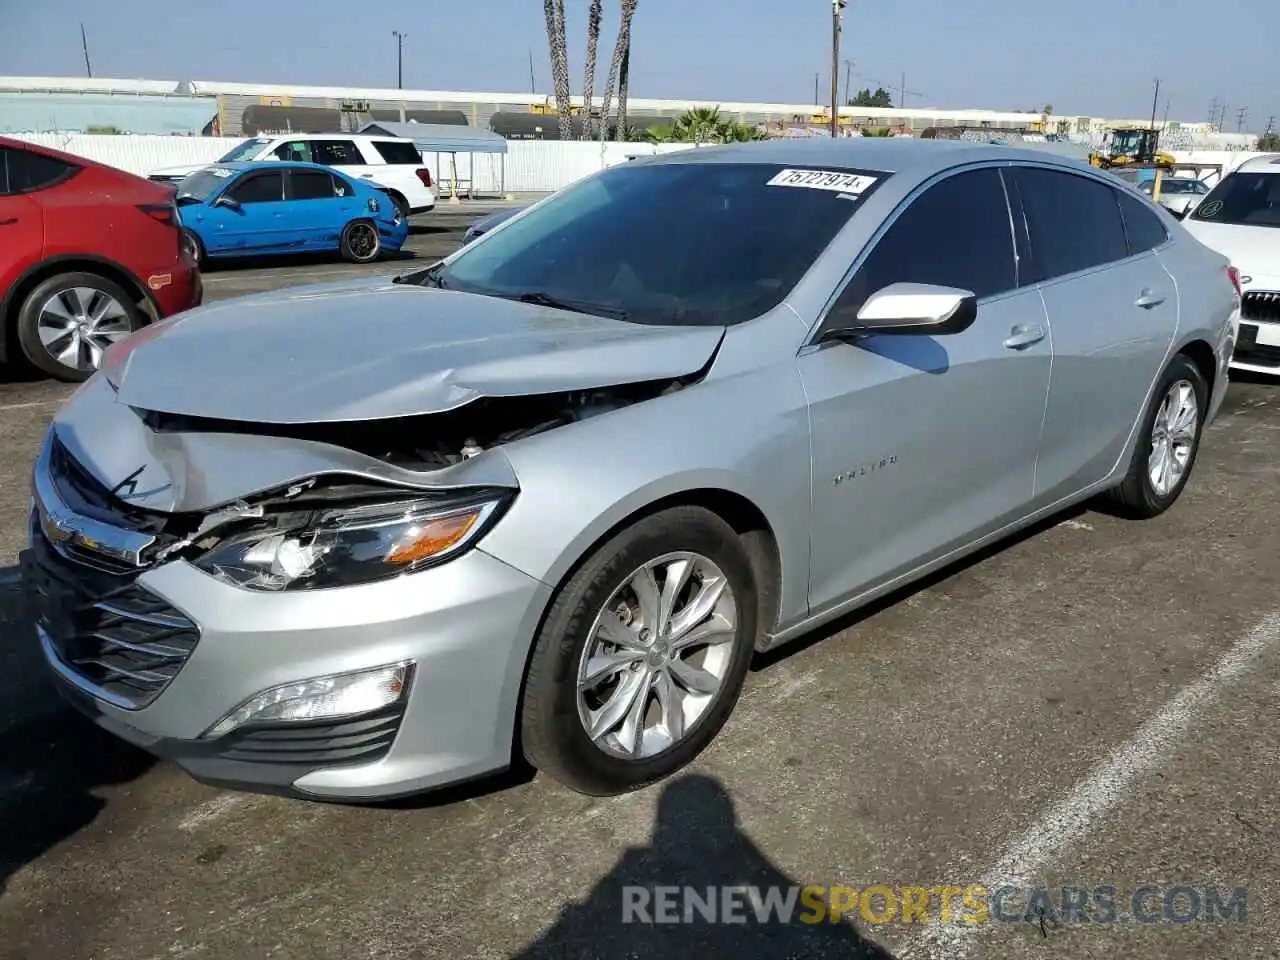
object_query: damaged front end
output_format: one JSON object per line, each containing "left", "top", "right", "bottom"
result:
{"left": 45, "top": 360, "right": 706, "bottom": 592}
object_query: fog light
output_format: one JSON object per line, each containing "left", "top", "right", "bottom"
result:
{"left": 204, "top": 662, "right": 412, "bottom": 738}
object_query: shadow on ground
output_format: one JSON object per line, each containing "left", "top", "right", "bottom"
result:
{"left": 513, "top": 773, "right": 897, "bottom": 959}
{"left": 0, "top": 567, "right": 155, "bottom": 897}
{"left": 199, "top": 248, "right": 419, "bottom": 273}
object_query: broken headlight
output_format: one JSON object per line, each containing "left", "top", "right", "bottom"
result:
{"left": 193, "top": 494, "right": 508, "bottom": 591}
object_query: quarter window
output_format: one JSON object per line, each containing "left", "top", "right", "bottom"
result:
{"left": 1116, "top": 190, "right": 1169, "bottom": 255}
{"left": 833, "top": 167, "right": 1016, "bottom": 318}
{"left": 228, "top": 171, "right": 285, "bottom": 203}
{"left": 372, "top": 140, "right": 423, "bottom": 164}
{"left": 1014, "top": 167, "right": 1129, "bottom": 280}
{"left": 311, "top": 140, "right": 362, "bottom": 166}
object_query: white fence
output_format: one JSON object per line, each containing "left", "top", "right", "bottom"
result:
{"left": 10, "top": 133, "right": 1273, "bottom": 197}
{"left": 9, "top": 133, "right": 694, "bottom": 196}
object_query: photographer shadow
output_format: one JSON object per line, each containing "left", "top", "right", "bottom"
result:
{"left": 513, "top": 773, "right": 898, "bottom": 959}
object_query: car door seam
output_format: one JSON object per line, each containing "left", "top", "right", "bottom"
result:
{"left": 1032, "top": 283, "right": 1053, "bottom": 499}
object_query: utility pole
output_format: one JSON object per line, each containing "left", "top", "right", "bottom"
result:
{"left": 1162, "top": 98, "right": 1169, "bottom": 126}
{"left": 831, "top": 0, "right": 846, "bottom": 137}
{"left": 1236, "top": 106, "right": 1248, "bottom": 132}
{"left": 814, "top": 72, "right": 819, "bottom": 106}
{"left": 528, "top": 49, "right": 536, "bottom": 93}
{"left": 1148, "top": 77, "right": 1160, "bottom": 133}
{"left": 899, "top": 72, "right": 907, "bottom": 110}
{"left": 392, "top": 30, "right": 406, "bottom": 89}
{"left": 843, "top": 59, "right": 852, "bottom": 108}
{"left": 80, "top": 23, "right": 92, "bottom": 78}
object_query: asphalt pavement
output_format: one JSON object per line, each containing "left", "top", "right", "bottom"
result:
{"left": 0, "top": 206, "right": 1277, "bottom": 960}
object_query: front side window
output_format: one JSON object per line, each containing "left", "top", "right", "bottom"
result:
{"left": 1190, "top": 172, "right": 1280, "bottom": 228}
{"left": 312, "top": 140, "right": 362, "bottom": 166}
{"left": 434, "top": 162, "right": 888, "bottom": 326}
{"left": 228, "top": 171, "right": 285, "bottom": 204}
{"left": 1015, "top": 167, "right": 1128, "bottom": 281}
{"left": 219, "top": 137, "right": 273, "bottom": 162}
{"left": 832, "top": 167, "right": 1016, "bottom": 318}
{"left": 272, "top": 141, "right": 314, "bottom": 163}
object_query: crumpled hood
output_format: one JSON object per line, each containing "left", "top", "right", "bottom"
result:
{"left": 105, "top": 276, "right": 725, "bottom": 424}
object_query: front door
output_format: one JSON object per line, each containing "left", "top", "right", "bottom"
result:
{"left": 214, "top": 170, "right": 289, "bottom": 254}
{"left": 799, "top": 166, "right": 1052, "bottom": 613}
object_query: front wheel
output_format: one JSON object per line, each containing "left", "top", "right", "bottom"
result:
{"left": 15, "top": 272, "right": 144, "bottom": 382}
{"left": 1103, "top": 354, "right": 1208, "bottom": 518}
{"left": 181, "top": 228, "right": 206, "bottom": 268}
{"left": 340, "top": 219, "right": 381, "bottom": 264}
{"left": 520, "top": 506, "right": 759, "bottom": 796}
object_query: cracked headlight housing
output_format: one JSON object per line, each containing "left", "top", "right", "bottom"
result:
{"left": 194, "top": 494, "right": 508, "bottom": 591}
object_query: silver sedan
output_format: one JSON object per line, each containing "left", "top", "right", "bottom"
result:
{"left": 23, "top": 139, "right": 1239, "bottom": 801}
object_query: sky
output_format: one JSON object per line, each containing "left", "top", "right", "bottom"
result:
{"left": 2, "top": 0, "right": 1277, "bottom": 128}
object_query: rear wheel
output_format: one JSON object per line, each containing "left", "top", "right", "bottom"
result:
{"left": 15, "top": 272, "right": 144, "bottom": 382}
{"left": 340, "top": 219, "right": 381, "bottom": 264}
{"left": 520, "top": 506, "right": 758, "bottom": 796}
{"left": 1103, "top": 354, "right": 1207, "bottom": 518}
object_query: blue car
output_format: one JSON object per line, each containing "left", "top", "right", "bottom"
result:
{"left": 174, "top": 161, "right": 409, "bottom": 265}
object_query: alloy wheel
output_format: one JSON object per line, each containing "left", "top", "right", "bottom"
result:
{"left": 36, "top": 287, "right": 134, "bottom": 373}
{"left": 576, "top": 551, "right": 739, "bottom": 760}
{"left": 348, "top": 223, "right": 379, "bottom": 260}
{"left": 1148, "top": 378, "right": 1198, "bottom": 497}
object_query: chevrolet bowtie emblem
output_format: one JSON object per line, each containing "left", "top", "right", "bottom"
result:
{"left": 42, "top": 511, "right": 74, "bottom": 543}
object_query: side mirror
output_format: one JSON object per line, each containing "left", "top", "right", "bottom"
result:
{"left": 213, "top": 195, "right": 241, "bottom": 211}
{"left": 847, "top": 282, "right": 978, "bottom": 336}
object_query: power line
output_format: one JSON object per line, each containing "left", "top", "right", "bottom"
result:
{"left": 1236, "top": 106, "right": 1248, "bottom": 132}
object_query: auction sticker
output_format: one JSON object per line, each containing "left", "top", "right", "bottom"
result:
{"left": 767, "top": 169, "right": 879, "bottom": 194}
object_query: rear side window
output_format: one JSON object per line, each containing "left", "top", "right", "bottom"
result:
{"left": 371, "top": 140, "right": 423, "bottom": 164}
{"left": 228, "top": 171, "right": 284, "bottom": 203}
{"left": 835, "top": 167, "right": 1016, "bottom": 315}
{"left": 1190, "top": 172, "right": 1280, "bottom": 228}
{"left": 311, "top": 140, "right": 362, "bottom": 166}
{"left": 288, "top": 170, "right": 337, "bottom": 200}
{"left": 1015, "top": 168, "right": 1129, "bottom": 280}
{"left": 0, "top": 147, "right": 78, "bottom": 195}
{"left": 1116, "top": 190, "right": 1169, "bottom": 255}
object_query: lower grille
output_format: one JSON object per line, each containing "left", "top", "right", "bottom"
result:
{"left": 214, "top": 706, "right": 404, "bottom": 767}
{"left": 1234, "top": 323, "right": 1280, "bottom": 369}
{"left": 26, "top": 518, "right": 200, "bottom": 709}
{"left": 1242, "top": 291, "right": 1280, "bottom": 325}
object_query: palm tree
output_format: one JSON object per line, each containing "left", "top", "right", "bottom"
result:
{"left": 613, "top": 45, "right": 631, "bottom": 141}
{"left": 581, "top": 0, "right": 603, "bottom": 139}
{"left": 598, "top": 0, "right": 638, "bottom": 142}
{"left": 542, "top": 0, "right": 572, "bottom": 139}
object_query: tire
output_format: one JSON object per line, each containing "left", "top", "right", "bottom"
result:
{"left": 388, "top": 192, "right": 411, "bottom": 222}
{"left": 520, "top": 506, "right": 759, "bottom": 796}
{"left": 15, "top": 272, "right": 145, "bottom": 382}
{"left": 340, "top": 219, "right": 381, "bottom": 264}
{"left": 181, "top": 228, "right": 206, "bottom": 268}
{"left": 1103, "top": 353, "right": 1208, "bottom": 519}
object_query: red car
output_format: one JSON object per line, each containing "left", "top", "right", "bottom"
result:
{"left": 0, "top": 137, "right": 202, "bottom": 382}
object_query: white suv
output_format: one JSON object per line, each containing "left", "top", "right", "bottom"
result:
{"left": 149, "top": 134, "right": 436, "bottom": 217}
{"left": 1183, "top": 154, "right": 1280, "bottom": 376}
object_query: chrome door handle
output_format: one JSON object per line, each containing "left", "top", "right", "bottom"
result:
{"left": 1003, "top": 324, "right": 1046, "bottom": 350}
{"left": 1135, "top": 288, "right": 1166, "bottom": 309}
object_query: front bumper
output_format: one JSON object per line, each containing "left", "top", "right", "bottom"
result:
{"left": 1230, "top": 320, "right": 1280, "bottom": 375}
{"left": 25, "top": 478, "right": 551, "bottom": 800}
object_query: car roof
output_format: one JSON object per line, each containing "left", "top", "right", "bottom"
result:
{"left": 632, "top": 137, "right": 1103, "bottom": 178}
{"left": 251, "top": 132, "right": 415, "bottom": 144}
{"left": 1231, "top": 153, "right": 1280, "bottom": 174}
{"left": 210, "top": 160, "right": 351, "bottom": 174}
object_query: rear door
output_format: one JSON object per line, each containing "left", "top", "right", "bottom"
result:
{"left": 800, "top": 165, "right": 1052, "bottom": 611}
{"left": 1011, "top": 166, "right": 1178, "bottom": 502}
{"left": 218, "top": 170, "right": 288, "bottom": 253}
{"left": 284, "top": 169, "right": 345, "bottom": 250}
{"left": 0, "top": 147, "right": 51, "bottom": 286}
{"left": 311, "top": 139, "right": 368, "bottom": 181}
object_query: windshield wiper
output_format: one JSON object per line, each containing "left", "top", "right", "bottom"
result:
{"left": 500, "top": 291, "right": 629, "bottom": 320}
{"left": 393, "top": 262, "right": 446, "bottom": 288}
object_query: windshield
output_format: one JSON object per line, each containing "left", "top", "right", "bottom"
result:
{"left": 175, "top": 167, "right": 235, "bottom": 202}
{"left": 217, "top": 137, "right": 272, "bottom": 163}
{"left": 1190, "top": 172, "right": 1280, "bottom": 228}
{"left": 433, "top": 162, "right": 885, "bottom": 326}
{"left": 1159, "top": 179, "right": 1207, "bottom": 195}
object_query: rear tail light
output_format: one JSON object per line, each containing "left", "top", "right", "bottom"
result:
{"left": 415, "top": 168, "right": 433, "bottom": 188}
{"left": 1227, "top": 265, "right": 1243, "bottom": 299}
{"left": 138, "top": 203, "right": 177, "bottom": 227}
